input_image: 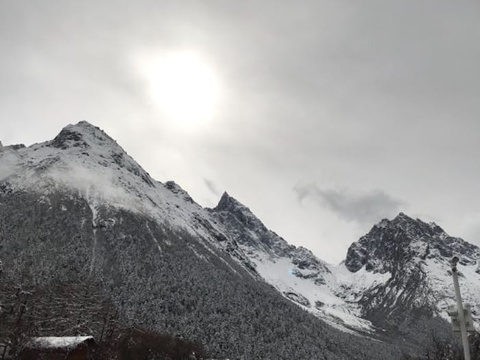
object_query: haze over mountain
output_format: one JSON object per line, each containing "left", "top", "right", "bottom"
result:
{"left": 2, "top": 0, "right": 480, "bottom": 268}
{"left": 1, "top": 121, "right": 479, "bottom": 358}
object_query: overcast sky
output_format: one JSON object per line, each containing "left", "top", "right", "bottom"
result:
{"left": 1, "top": 0, "right": 480, "bottom": 263}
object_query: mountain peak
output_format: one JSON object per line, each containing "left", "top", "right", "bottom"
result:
{"left": 394, "top": 211, "right": 409, "bottom": 220}
{"left": 345, "top": 212, "right": 478, "bottom": 274}
{"left": 212, "top": 192, "right": 268, "bottom": 234}
{"left": 392, "top": 212, "right": 420, "bottom": 224}
{"left": 7, "top": 121, "right": 155, "bottom": 189}
{"left": 50, "top": 121, "right": 118, "bottom": 150}
{"left": 376, "top": 212, "right": 439, "bottom": 234}
{"left": 214, "top": 192, "right": 243, "bottom": 212}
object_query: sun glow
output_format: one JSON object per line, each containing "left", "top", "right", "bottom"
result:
{"left": 140, "top": 52, "right": 220, "bottom": 126}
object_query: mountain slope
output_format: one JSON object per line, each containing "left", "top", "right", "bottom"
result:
{"left": 0, "top": 121, "right": 400, "bottom": 359}
{"left": 2, "top": 121, "right": 479, "bottom": 357}
{"left": 208, "top": 193, "right": 480, "bottom": 350}
{"left": 210, "top": 191, "right": 376, "bottom": 332}
{"left": 214, "top": 194, "right": 480, "bottom": 339}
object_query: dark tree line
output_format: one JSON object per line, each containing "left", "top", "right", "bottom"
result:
{"left": 0, "top": 277, "right": 207, "bottom": 360}
{"left": 402, "top": 331, "right": 480, "bottom": 360}
{"left": 96, "top": 328, "right": 207, "bottom": 360}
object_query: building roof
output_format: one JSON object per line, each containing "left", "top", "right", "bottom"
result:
{"left": 28, "top": 336, "right": 94, "bottom": 350}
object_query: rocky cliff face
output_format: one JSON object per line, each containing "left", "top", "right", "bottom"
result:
{"left": 343, "top": 213, "right": 480, "bottom": 332}
{"left": 346, "top": 213, "right": 479, "bottom": 274}
{"left": 211, "top": 192, "right": 330, "bottom": 277}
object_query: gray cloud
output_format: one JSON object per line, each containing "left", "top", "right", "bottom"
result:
{"left": 294, "top": 184, "right": 405, "bottom": 224}
{"left": 204, "top": 178, "right": 220, "bottom": 197}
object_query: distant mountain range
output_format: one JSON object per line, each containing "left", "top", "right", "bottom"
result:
{"left": 1, "top": 121, "right": 478, "bottom": 359}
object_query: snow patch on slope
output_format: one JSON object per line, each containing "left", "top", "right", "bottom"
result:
{"left": 29, "top": 336, "right": 93, "bottom": 349}
{"left": 422, "top": 258, "right": 480, "bottom": 326}
{"left": 250, "top": 251, "right": 376, "bottom": 332}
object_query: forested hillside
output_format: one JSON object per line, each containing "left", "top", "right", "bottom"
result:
{"left": 0, "top": 186, "right": 399, "bottom": 359}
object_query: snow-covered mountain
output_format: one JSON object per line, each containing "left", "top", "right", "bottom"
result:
{"left": 212, "top": 190, "right": 480, "bottom": 333}
{"left": 343, "top": 213, "right": 480, "bottom": 331}
{"left": 1, "top": 121, "right": 478, "bottom": 357}
{"left": 211, "top": 188, "right": 480, "bottom": 331}
{"left": 210, "top": 191, "right": 480, "bottom": 335}
{"left": 0, "top": 121, "right": 259, "bottom": 273}
{"left": 209, "top": 191, "right": 375, "bottom": 332}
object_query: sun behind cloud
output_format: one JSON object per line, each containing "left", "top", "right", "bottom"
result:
{"left": 136, "top": 51, "right": 220, "bottom": 127}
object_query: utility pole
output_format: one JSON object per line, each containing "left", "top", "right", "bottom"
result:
{"left": 450, "top": 256, "right": 471, "bottom": 360}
